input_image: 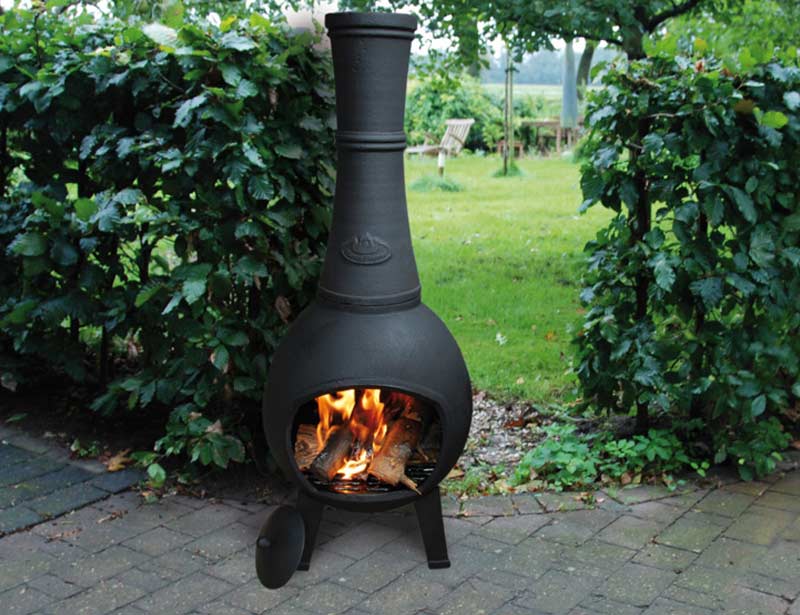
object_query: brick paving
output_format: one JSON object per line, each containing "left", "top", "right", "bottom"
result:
{"left": 1, "top": 425, "right": 799, "bottom": 614}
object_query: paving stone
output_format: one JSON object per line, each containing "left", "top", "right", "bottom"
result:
{"left": 40, "top": 578, "right": 146, "bottom": 615}
{"left": 496, "top": 536, "right": 564, "bottom": 579}
{"left": 723, "top": 506, "right": 795, "bottom": 545}
{"left": 206, "top": 549, "right": 257, "bottom": 585}
{"left": 558, "top": 509, "right": 621, "bottom": 533}
{"left": 407, "top": 542, "right": 498, "bottom": 589}
{"left": 339, "top": 548, "right": 417, "bottom": 593}
{"left": 148, "top": 547, "right": 210, "bottom": 575}
{"left": 122, "top": 525, "right": 194, "bottom": 557}
{"left": 672, "top": 564, "right": 738, "bottom": 596}
{"left": 577, "top": 595, "right": 644, "bottom": 615}
{"left": 722, "top": 585, "right": 790, "bottom": 614}
{"left": 598, "top": 562, "right": 677, "bottom": 607}
{"left": 720, "top": 481, "right": 771, "bottom": 497}
{"left": 0, "top": 442, "right": 32, "bottom": 466}
{"left": 0, "top": 504, "right": 42, "bottom": 534}
{"left": 533, "top": 492, "right": 593, "bottom": 512}
{"left": 115, "top": 564, "right": 185, "bottom": 593}
{"left": 516, "top": 568, "right": 598, "bottom": 613}
{"left": 27, "top": 482, "right": 108, "bottom": 518}
{"left": 380, "top": 529, "right": 428, "bottom": 562}
{"left": 0, "top": 585, "right": 54, "bottom": 614}
{"left": 55, "top": 545, "right": 148, "bottom": 586}
{"left": 625, "top": 501, "right": 684, "bottom": 525}
{"left": 750, "top": 539, "right": 800, "bottom": 582}
{"left": 133, "top": 571, "right": 233, "bottom": 613}
{"left": 510, "top": 493, "right": 545, "bottom": 514}
{"left": 27, "top": 572, "right": 85, "bottom": 599}
{"left": 694, "top": 536, "right": 768, "bottom": 570}
{"left": 165, "top": 503, "right": 244, "bottom": 537}
{"left": 693, "top": 490, "right": 755, "bottom": 517}
{"left": 223, "top": 577, "right": 300, "bottom": 612}
{"left": 534, "top": 518, "right": 595, "bottom": 546}
{"left": 461, "top": 495, "right": 516, "bottom": 517}
{"left": 321, "top": 521, "right": 402, "bottom": 559}
{"left": 443, "top": 516, "right": 481, "bottom": 542}
{"left": 658, "top": 489, "right": 709, "bottom": 509}
{"left": 596, "top": 516, "right": 661, "bottom": 550}
{"left": 605, "top": 485, "right": 676, "bottom": 505}
{"left": 282, "top": 580, "right": 368, "bottom": 614}
{"left": 183, "top": 522, "right": 252, "bottom": 561}
{"left": 756, "top": 491, "right": 800, "bottom": 513}
{"left": 782, "top": 516, "right": 800, "bottom": 541}
{"left": 660, "top": 585, "right": 721, "bottom": 610}
{"left": 89, "top": 468, "right": 143, "bottom": 494}
{"left": 476, "top": 514, "right": 550, "bottom": 545}
{"left": 286, "top": 547, "right": 357, "bottom": 587}
{"left": 0, "top": 457, "right": 58, "bottom": 487}
{"left": 655, "top": 513, "right": 725, "bottom": 552}
{"left": 196, "top": 602, "right": 253, "bottom": 615}
{"left": 54, "top": 517, "right": 146, "bottom": 554}
{"left": 642, "top": 597, "right": 713, "bottom": 614}
{"left": 360, "top": 573, "right": 450, "bottom": 615}
{"left": 631, "top": 543, "right": 696, "bottom": 572}
{"left": 0, "top": 465, "right": 94, "bottom": 508}
{"left": 562, "top": 539, "right": 636, "bottom": 573}
{"left": 440, "top": 494, "right": 461, "bottom": 517}
{"left": 0, "top": 548, "right": 58, "bottom": 591}
{"left": 771, "top": 473, "right": 800, "bottom": 496}
{"left": 433, "top": 577, "right": 516, "bottom": 615}
{"left": 737, "top": 570, "right": 799, "bottom": 600}
{"left": 491, "top": 604, "right": 548, "bottom": 615}
{"left": 475, "top": 568, "right": 534, "bottom": 591}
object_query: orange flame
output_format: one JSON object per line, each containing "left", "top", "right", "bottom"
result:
{"left": 312, "top": 388, "right": 408, "bottom": 480}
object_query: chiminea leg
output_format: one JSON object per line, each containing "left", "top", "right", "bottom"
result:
{"left": 414, "top": 487, "right": 450, "bottom": 569}
{"left": 296, "top": 492, "right": 323, "bottom": 571}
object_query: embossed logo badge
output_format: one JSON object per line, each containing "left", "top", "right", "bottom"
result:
{"left": 340, "top": 233, "right": 392, "bottom": 265}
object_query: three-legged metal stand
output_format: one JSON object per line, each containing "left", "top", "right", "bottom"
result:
{"left": 295, "top": 487, "right": 450, "bottom": 570}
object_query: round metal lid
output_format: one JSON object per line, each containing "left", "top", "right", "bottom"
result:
{"left": 255, "top": 506, "right": 305, "bottom": 589}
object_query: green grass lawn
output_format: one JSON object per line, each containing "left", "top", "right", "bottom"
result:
{"left": 406, "top": 154, "right": 611, "bottom": 403}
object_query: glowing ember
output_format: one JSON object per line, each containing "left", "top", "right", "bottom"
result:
{"left": 312, "top": 388, "right": 410, "bottom": 481}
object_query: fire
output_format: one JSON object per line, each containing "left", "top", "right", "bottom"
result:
{"left": 313, "top": 388, "right": 399, "bottom": 480}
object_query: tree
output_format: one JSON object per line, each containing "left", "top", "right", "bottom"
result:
{"left": 343, "top": 0, "right": 724, "bottom": 430}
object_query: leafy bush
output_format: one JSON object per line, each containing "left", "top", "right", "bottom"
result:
{"left": 511, "top": 424, "right": 706, "bottom": 492}
{"left": 576, "top": 53, "right": 798, "bottom": 479}
{"left": 0, "top": 4, "right": 335, "bottom": 474}
{"left": 405, "top": 74, "right": 502, "bottom": 150}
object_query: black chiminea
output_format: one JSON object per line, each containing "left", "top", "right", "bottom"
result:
{"left": 256, "top": 12, "right": 472, "bottom": 589}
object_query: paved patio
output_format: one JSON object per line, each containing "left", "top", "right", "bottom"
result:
{"left": 1, "top": 425, "right": 799, "bottom": 615}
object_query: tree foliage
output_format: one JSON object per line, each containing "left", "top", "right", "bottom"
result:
{"left": 0, "top": 2, "right": 335, "bottom": 471}
{"left": 576, "top": 52, "right": 799, "bottom": 478}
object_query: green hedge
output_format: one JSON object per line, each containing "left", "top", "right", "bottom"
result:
{"left": 576, "top": 54, "right": 799, "bottom": 479}
{"left": 0, "top": 5, "right": 335, "bottom": 472}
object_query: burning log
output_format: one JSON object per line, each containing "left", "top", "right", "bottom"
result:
{"left": 310, "top": 425, "right": 354, "bottom": 482}
{"left": 368, "top": 416, "right": 422, "bottom": 493}
{"left": 294, "top": 424, "right": 321, "bottom": 471}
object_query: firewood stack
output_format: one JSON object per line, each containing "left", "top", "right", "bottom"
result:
{"left": 293, "top": 392, "right": 437, "bottom": 493}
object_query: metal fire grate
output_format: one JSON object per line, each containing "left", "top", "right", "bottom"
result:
{"left": 305, "top": 463, "right": 436, "bottom": 495}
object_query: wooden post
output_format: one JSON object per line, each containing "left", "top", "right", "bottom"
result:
{"left": 437, "top": 150, "right": 446, "bottom": 177}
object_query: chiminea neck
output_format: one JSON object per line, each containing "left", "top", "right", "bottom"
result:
{"left": 318, "top": 12, "right": 421, "bottom": 310}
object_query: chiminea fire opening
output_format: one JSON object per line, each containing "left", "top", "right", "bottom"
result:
{"left": 257, "top": 11, "right": 472, "bottom": 590}
{"left": 292, "top": 387, "right": 442, "bottom": 495}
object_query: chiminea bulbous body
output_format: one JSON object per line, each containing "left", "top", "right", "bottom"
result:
{"left": 259, "top": 13, "right": 471, "bottom": 582}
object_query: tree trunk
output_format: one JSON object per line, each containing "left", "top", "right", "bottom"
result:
{"left": 561, "top": 38, "right": 578, "bottom": 131}
{"left": 576, "top": 42, "right": 595, "bottom": 101}
{"left": 502, "top": 46, "right": 513, "bottom": 175}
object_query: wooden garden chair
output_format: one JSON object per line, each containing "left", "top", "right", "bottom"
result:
{"left": 405, "top": 118, "right": 474, "bottom": 176}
